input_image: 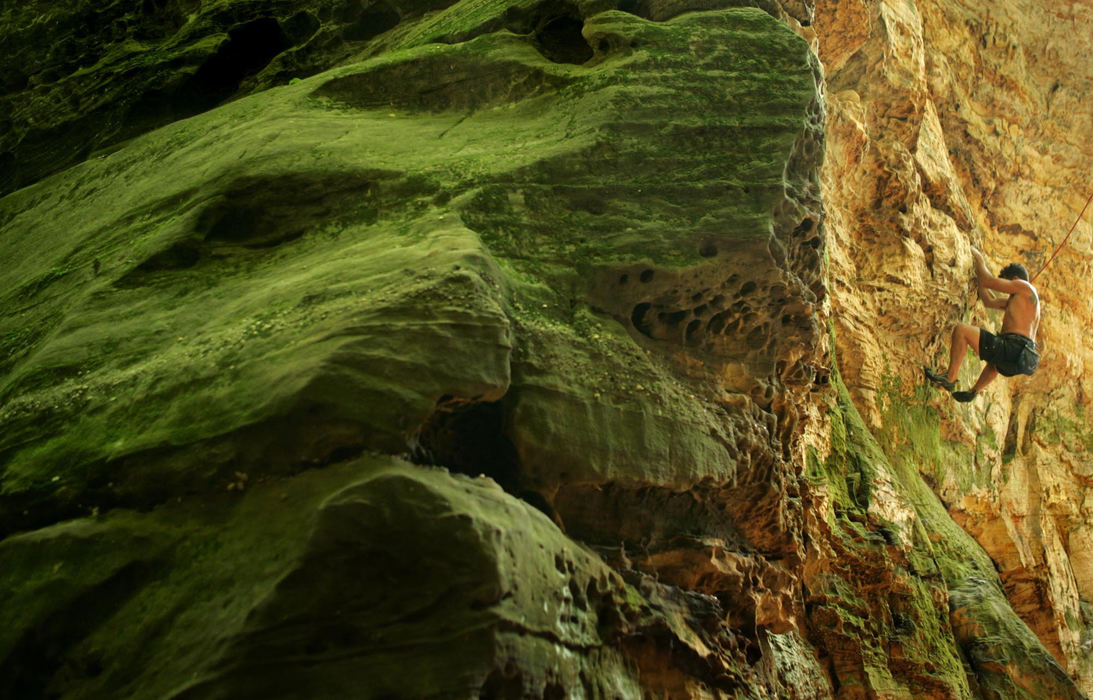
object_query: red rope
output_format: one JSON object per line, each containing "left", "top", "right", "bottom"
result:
{"left": 1032, "top": 189, "right": 1093, "bottom": 281}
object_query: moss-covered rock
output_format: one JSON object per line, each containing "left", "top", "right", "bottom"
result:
{"left": 1, "top": 2, "right": 833, "bottom": 696}
{"left": 804, "top": 373, "right": 1084, "bottom": 698}
{"left": 5, "top": 0, "right": 1078, "bottom": 695}
{"left": 0, "top": 6, "right": 822, "bottom": 536}
{"left": 0, "top": 457, "right": 647, "bottom": 698}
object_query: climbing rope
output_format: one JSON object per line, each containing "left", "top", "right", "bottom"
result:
{"left": 1031, "top": 189, "right": 1093, "bottom": 282}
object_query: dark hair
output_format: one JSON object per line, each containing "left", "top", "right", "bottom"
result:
{"left": 999, "top": 263, "right": 1029, "bottom": 281}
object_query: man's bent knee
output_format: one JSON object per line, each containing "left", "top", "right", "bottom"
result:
{"left": 956, "top": 323, "right": 981, "bottom": 354}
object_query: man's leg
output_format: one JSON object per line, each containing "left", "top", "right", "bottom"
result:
{"left": 953, "top": 363, "right": 999, "bottom": 402}
{"left": 946, "top": 323, "right": 982, "bottom": 384}
{"left": 970, "top": 364, "right": 999, "bottom": 394}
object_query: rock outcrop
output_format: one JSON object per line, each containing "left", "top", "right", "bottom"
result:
{"left": 0, "top": 0, "right": 1090, "bottom": 697}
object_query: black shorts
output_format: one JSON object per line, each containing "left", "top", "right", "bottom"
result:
{"left": 980, "top": 330, "right": 1040, "bottom": 377}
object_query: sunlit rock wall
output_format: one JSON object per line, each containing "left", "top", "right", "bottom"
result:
{"left": 815, "top": 0, "right": 1093, "bottom": 692}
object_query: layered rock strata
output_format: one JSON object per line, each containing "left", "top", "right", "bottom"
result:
{"left": 0, "top": 0, "right": 1090, "bottom": 697}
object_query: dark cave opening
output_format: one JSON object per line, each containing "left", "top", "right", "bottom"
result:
{"left": 186, "top": 17, "right": 292, "bottom": 108}
{"left": 412, "top": 399, "right": 553, "bottom": 518}
{"left": 501, "top": 0, "right": 592, "bottom": 64}
{"left": 631, "top": 302, "right": 654, "bottom": 338}
{"left": 535, "top": 14, "right": 594, "bottom": 64}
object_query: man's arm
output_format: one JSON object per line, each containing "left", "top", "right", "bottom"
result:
{"left": 971, "top": 247, "right": 1026, "bottom": 295}
{"left": 978, "top": 279, "right": 1008, "bottom": 309}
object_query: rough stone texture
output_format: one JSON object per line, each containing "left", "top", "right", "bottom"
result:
{"left": 1, "top": 0, "right": 1091, "bottom": 698}
{"left": 1, "top": 2, "right": 832, "bottom": 696}
{"left": 0, "top": 457, "right": 648, "bottom": 698}
{"left": 815, "top": 0, "right": 1093, "bottom": 693}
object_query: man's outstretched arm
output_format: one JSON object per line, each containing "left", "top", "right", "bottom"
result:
{"left": 971, "top": 247, "right": 1026, "bottom": 296}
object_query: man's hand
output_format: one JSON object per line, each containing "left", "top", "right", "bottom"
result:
{"left": 970, "top": 245, "right": 990, "bottom": 280}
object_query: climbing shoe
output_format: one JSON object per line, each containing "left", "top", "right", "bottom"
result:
{"left": 952, "top": 390, "right": 977, "bottom": 403}
{"left": 923, "top": 367, "right": 955, "bottom": 392}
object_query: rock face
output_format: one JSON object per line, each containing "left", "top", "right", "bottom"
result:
{"left": 0, "top": 0, "right": 1089, "bottom": 698}
{"left": 815, "top": 0, "right": 1093, "bottom": 693}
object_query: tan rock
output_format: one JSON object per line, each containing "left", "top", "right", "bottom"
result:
{"left": 818, "top": 0, "right": 1093, "bottom": 691}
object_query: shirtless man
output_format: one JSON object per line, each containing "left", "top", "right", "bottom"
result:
{"left": 924, "top": 247, "right": 1041, "bottom": 402}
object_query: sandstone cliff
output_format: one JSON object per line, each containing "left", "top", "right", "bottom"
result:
{"left": 0, "top": 0, "right": 1089, "bottom": 697}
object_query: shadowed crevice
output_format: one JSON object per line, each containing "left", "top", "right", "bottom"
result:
{"left": 186, "top": 17, "right": 293, "bottom": 109}
{"left": 411, "top": 398, "right": 556, "bottom": 519}
{"left": 0, "top": 560, "right": 160, "bottom": 699}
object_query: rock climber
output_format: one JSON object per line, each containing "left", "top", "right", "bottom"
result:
{"left": 924, "top": 246, "right": 1041, "bottom": 402}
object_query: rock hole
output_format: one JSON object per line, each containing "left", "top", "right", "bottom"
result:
{"left": 544, "top": 681, "right": 566, "bottom": 700}
{"left": 739, "top": 280, "right": 757, "bottom": 295}
{"left": 554, "top": 553, "right": 567, "bottom": 573}
{"left": 343, "top": 1, "right": 401, "bottom": 41}
{"left": 639, "top": 269, "right": 654, "bottom": 283}
{"left": 203, "top": 205, "right": 306, "bottom": 248}
{"left": 630, "top": 302, "right": 654, "bottom": 337}
{"left": 746, "top": 325, "right": 767, "bottom": 349}
{"left": 412, "top": 400, "right": 527, "bottom": 504}
{"left": 568, "top": 579, "right": 587, "bottom": 610}
{"left": 658, "top": 310, "right": 688, "bottom": 327}
{"left": 699, "top": 242, "right": 717, "bottom": 257}
{"left": 685, "top": 319, "right": 702, "bottom": 343}
{"left": 708, "top": 311, "right": 729, "bottom": 334}
{"left": 618, "top": 273, "right": 629, "bottom": 285}
{"left": 793, "top": 218, "right": 815, "bottom": 236}
{"left": 535, "top": 14, "right": 593, "bottom": 64}
{"left": 186, "top": 17, "right": 292, "bottom": 108}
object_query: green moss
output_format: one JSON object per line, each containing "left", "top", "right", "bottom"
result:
{"left": 3, "top": 457, "right": 650, "bottom": 698}
{"left": 874, "top": 363, "right": 985, "bottom": 492}
{"left": 1033, "top": 404, "right": 1093, "bottom": 453}
{"left": 806, "top": 364, "right": 1026, "bottom": 695}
